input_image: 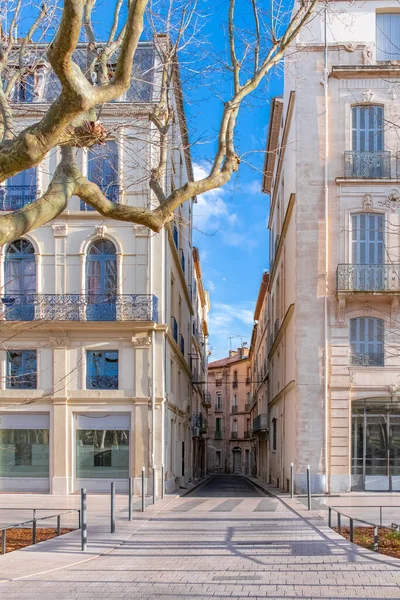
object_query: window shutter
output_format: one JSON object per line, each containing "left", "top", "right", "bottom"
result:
{"left": 376, "top": 14, "right": 400, "bottom": 61}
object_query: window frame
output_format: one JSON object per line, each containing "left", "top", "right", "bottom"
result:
{"left": 349, "top": 317, "right": 384, "bottom": 367}
{"left": 86, "top": 350, "right": 119, "bottom": 389}
{"left": 6, "top": 349, "right": 37, "bottom": 389}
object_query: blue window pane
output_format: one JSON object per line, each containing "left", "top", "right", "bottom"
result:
{"left": 7, "top": 350, "right": 37, "bottom": 389}
{"left": 350, "top": 317, "right": 384, "bottom": 366}
{"left": 87, "top": 350, "right": 118, "bottom": 389}
{"left": 1, "top": 169, "right": 37, "bottom": 211}
{"left": 82, "top": 142, "right": 119, "bottom": 210}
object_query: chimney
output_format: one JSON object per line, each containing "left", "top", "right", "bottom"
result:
{"left": 229, "top": 350, "right": 237, "bottom": 358}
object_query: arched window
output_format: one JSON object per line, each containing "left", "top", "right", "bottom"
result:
{"left": 4, "top": 239, "right": 36, "bottom": 320}
{"left": 350, "top": 317, "right": 384, "bottom": 366}
{"left": 86, "top": 240, "right": 117, "bottom": 320}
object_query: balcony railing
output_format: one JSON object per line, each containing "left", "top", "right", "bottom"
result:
{"left": 0, "top": 186, "right": 37, "bottom": 210}
{"left": 245, "top": 376, "right": 251, "bottom": 385}
{"left": 215, "top": 378, "right": 222, "bottom": 386}
{"left": 244, "top": 403, "right": 251, "bottom": 412}
{"left": 231, "top": 405, "right": 238, "bottom": 414}
{"left": 351, "top": 352, "right": 384, "bottom": 367}
{"left": 171, "top": 316, "right": 178, "bottom": 342}
{"left": 337, "top": 264, "right": 400, "bottom": 293}
{"left": 244, "top": 430, "right": 251, "bottom": 439}
{"left": 344, "top": 151, "right": 392, "bottom": 179}
{"left": 231, "top": 431, "right": 238, "bottom": 439}
{"left": 0, "top": 294, "right": 158, "bottom": 322}
{"left": 215, "top": 430, "right": 222, "bottom": 440}
{"left": 87, "top": 375, "right": 118, "bottom": 389}
{"left": 203, "top": 391, "right": 211, "bottom": 407}
{"left": 215, "top": 404, "right": 223, "bottom": 412}
{"left": 232, "top": 380, "right": 238, "bottom": 388}
{"left": 80, "top": 184, "right": 120, "bottom": 209}
{"left": 253, "top": 414, "right": 268, "bottom": 433}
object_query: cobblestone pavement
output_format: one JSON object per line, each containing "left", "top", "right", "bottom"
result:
{"left": 1, "top": 475, "right": 400, "bottom": 599}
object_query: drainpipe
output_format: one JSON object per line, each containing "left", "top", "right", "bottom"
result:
{"left": 323, "top": 2, "right": 330, "bottom": 494}
{"left": 149, "top": 220, "right": 156, "bottom": 485}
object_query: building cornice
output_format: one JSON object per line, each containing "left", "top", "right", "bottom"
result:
{"left": 269, "top": 193, "right": 295, "bottom": 288}
{"left": 268, "top": 303, "right": 295, "bottom": 360}
{"left": 262, "top": 97, "right": 283, "bottom": 195}
{"left": 331, "top": 64, "right": 400, "bottom": 79}
{"left": 267, "top": 91, "right": 296, "bottom": 228}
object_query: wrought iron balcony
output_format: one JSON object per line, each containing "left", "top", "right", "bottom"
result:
{"left": 253, "top": 414, "right": 268, "bottom": 433}
{"left": 351, "top": 352, "right": 384, "bottom": 367}
{"left": 0, "top": 186, "right": 37, "bottom": 210}
{"left": 0, "top": 294, "right": 158, "bottom": 322}
{"left": 215, "top": 430, "right": 222, "bottom": 440}
{"left": 244, "top": 430, "right": 251, "bottom": 439}
{"left": 231, "top": 405, "right": 238, "bottom": 414}
{"left": 337, "top": 264, "right": 400, "bottom": 293}
{"left": 245, "top": 376, "right": 251, "bottom": 385}
{"left": 344, "top": 151, "right": 391, "bottom": 178}
{"left": 80, "top": 184, "right": 120, "bottom": 210}
{"left": 6, "top": 373, "right": 37, "bottom": 389}
{"left": 171, "top": 316, "right": 178, "bottom": 342}
{"left": 232, "top": 380, "right": 238, "bottom": 388}
{"left": 245, "top": 403, "right": 251, "bottom": 412}
{"left": 87, "top": 375, "right": 118, "bottom": 389}
{"left": 203, "top": 391, "right": 211, "bottom": 407}
{"left": 231, "top": 431, "right": 238, "bottom": 439}
{"left": 215, "top": 404, "right": 223, "bottom": 413}
{"left": 192, "top": 413, "right": 207, "bottom": 434}
{"left": 215, "top": 378, "right": 222, "bottom": 386}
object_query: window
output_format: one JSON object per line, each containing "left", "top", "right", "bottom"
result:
{"left": 12, "top": 73, "right": 35, "bottom": 103}
{"left": 233, "top": 394, "right": 237, "bottom": 406}
{"left": 86, "top": 240, "right": 117, "bottom": 320}
{"left": 272, "top": 418, "right": 277, "bottom": 451}
{"left": 86, "top": 350, "right": 118, "bottom": 389}
{"left": 170, "top": 360, "right": 174, "bottom": 393}
{"left": 7, "top": 350, "right": 37, "bottom": 389}
{"left": 352, "top": 213, "right": 384, "bottom": 266}
{"left": 4, "top": 239, "right": 36, "bottom": 320}
{"left": 76, "top": 430, "right": 129, "bottom": 478}
{"left": 350, "top": 317, "right": 384, "bottom": 366}
{"left": 232, "top": 419, "right": 238, "bottom": 433}
{"left": 215, "top": 417, "right": 222, "bottom": 437}
{"left": 376, "top": 13, "right": 400, "bottom": 61}
{"left": 215, "top": 450, "right": 221, "bottom": 468}
{"left": 1, "top": 168, "right": 37, "bottom": 211}
{"left": 216, "top": 391, "right": 222, "bottom": 409}
{"left": 82, "top": 141, "right": 119, "bottom": 209}
{"left": 0, "top": 428, "right": 49, "bottom": 477}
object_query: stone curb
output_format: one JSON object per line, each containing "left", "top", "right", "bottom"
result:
{"left": 179, "top": 474, "right": 213, "bottom": 496}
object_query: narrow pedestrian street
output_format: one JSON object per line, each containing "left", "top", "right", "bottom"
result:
{"left": 1, "top": 475, "right": 400, "bottom": 599}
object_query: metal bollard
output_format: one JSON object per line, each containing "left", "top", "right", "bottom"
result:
{"left": 337, "top": 512, "right": 341, "bottom": 535}
{"left": 111, "top": 482, "right": 116, "bottom": 533}
{"left": 307, "top": 465, "right": 311, "bottom": 511}
{"left": 57, "top": 514, "right": 61, "bottom": 536}
{"left": 374, "top": 526, "right": 379, "bottom": 552}
{"left": 81, "top": 488, "right": 87, "bottom": 551}
{"left": 1, "top": 529, "right": 6, "bottom": 555}
{"left": 161, "top": 464, "right": 165, "bottom": 499}
{"left": 290, "top": 463, "right": 294, "bottom": 498}
{"left": 32, "top": 509, "right": 37, "bottom": 544}
{"left": 153, "top": 465, "right": 156, "bottom": 505}
{"left": 380, "top": 506, "right": 383, "bottom": 527}
{"left": 142, "top": 466, "right": 146, "bottom": 512}
{"left": 128, "top": 477, "right": 133, "bottom": 521}
{"left": 349, "top": 517, "right": 354, "bottom": 542}
{"left": 328, "top": 507, "right": 332, "bottom": 528}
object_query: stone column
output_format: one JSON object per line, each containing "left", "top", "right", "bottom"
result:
{"left": 49, "top": 337, "right": 70, "bottom": 495}
{"left": 131, "top": 335, "right": 151, "bottom": 493}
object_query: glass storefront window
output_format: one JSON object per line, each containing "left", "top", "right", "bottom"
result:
{"left": 76, "top": 429, "right": 129, "bottom": 479}
{"left": 351, "top": 398, "right": 400, "bottom": 491}
{"left": 0, "top": 429, "right": 49, "bottom": 477}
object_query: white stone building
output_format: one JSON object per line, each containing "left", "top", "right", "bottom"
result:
{"left": 263, "top": 1, "right": 400, "bottom": 493}
{"left": 0, "top": 42, "right": 209, "bottom": 495}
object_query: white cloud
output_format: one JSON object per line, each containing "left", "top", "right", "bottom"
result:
{"left": 192, "top": 163, "right": 230, "bottom": 232}
{"left": 207, "top": 301, "right": 255, "bottom": 360}
{"left": 206, "top": 280, "right": 215, "bottom": 292}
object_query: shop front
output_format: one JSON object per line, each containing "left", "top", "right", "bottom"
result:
{"left": 352, "top": 398, "right": 400, "bottom": 491}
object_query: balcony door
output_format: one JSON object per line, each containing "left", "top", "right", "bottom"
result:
{"left": 86, "top": 240, "right": 117, "bottom": 320}
{"left": 1, "top": 168, "right": 36, "bottom": 211}
{"left": 350, "top": 106, "right": 386, "bottom": 177}
{"left": 351, "top": 213, "right": 384, "bottom": 290}
{"left": 4, "top": 239, "right": 36, "bottom": 320}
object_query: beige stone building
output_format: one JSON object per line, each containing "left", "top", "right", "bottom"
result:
{"left": 249, "top": 273, "right": 269, "bottom": 482}
{"left": 263, "top": 1, "right": 400, "bottom": 493}
{"left": 0, "top": 42, "right": 209, "bottom": 495}
{"left": 207, "top": 347, "right": 252, "bottom": 474}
